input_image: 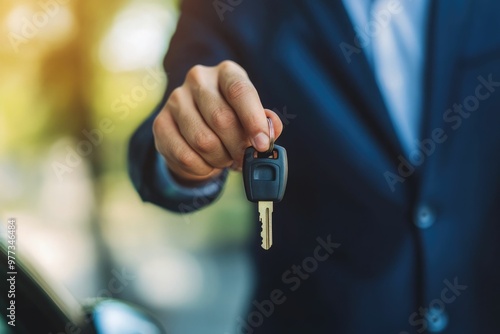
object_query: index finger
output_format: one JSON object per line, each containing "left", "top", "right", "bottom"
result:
{"left": 217, "top": 61, "right": 270, "bottom": 152}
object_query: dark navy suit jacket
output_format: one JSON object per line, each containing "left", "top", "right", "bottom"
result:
{"left": 129, "top": 1, "right": 500, "bottom": 332}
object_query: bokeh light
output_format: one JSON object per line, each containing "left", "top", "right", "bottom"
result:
{"left": 0, "top": 0, "right": 253, "bottom": 332}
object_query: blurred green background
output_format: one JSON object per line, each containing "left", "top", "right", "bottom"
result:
{"left": 0, "top": 0, "right": 254, "bottom": 332}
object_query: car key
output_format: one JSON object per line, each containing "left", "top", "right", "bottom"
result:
{"left": 243, "top": 144, "right": 288, "bottom": 250}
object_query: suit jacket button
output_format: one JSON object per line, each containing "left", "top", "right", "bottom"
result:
{"left": 426, "top": 307, "right": 448, "bottom": 332}
{"left": 414, "top": 204, "right": 436, "bottom": 229}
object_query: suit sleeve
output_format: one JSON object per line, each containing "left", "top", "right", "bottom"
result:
{"left": 127, "top": 0, "right": 239, "bottom": 213}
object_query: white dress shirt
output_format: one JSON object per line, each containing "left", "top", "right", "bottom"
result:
{"left": 342, "top": 0, "right": 431, "bottom": 154}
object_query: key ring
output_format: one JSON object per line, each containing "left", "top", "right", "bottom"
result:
{"left": 266, "top": 117, "right": 275, "bottom": 154}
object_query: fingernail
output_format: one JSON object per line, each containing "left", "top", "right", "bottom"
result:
{"left": 252, "top": 133, "right": 269, "bottom": 151}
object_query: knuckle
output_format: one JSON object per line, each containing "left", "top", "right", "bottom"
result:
{"left": 218, "top": 60, "right": 238, "bottom": 72}
{"left": 186, "top": 65, "right": 206, "bottom": 84}
{"left": 152, "top": 113, "right": 167, "bottom": 139}
{"left": 176, "top": 149, "right": 198, "bottom": 170}
{"left": 167, "top": 87, "right": 183, "bottom": 108}
{"left": 211, "top": 106, "right": 238, "bottom": 131}
{"left": 218, "top": 60, "right": 247, "bottom": 77}
{"left": 226, "top": 79, "right": 252, "bottom": 100}
{"left": 192, "top": 130, "right": 218, "bottom": 154}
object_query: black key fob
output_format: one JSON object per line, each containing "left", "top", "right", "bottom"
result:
{"left": 242, "top": 145, "right": 288, "bottom": 202}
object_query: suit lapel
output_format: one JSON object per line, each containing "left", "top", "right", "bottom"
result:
{"left": 332, "top": 0, "right": 475, "bottom": 161}
{"left": 292, "top": 0, "right": 403, "bottom": 161}
{"left": 326, "top": 1, "right": 405, "bottom": 157}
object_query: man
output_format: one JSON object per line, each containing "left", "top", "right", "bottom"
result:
{"left": 129, "top": 0, "right": 500, "bottom": 332}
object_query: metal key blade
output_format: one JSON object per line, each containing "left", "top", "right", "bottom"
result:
{"left": 258, "top": 201, "right": 273, "bottom": 250}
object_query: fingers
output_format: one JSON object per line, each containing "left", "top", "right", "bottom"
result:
{"left": 191, "top": 77, "right": 251, "bottom": 166}
{"left": 153, "top": 102, "right": 223, "bottom": 183}
{"left": 153, "top": 60, "right": 285, "bottom": 184}
{"left": 217, "top": 61, "right": 273, "bottom": 152}
{"left": 169, "top": 86, "right": 233, "bottom": 169}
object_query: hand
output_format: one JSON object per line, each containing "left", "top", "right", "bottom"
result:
{"left": 153, "top": 60, "right": 283, "bottom": 186}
